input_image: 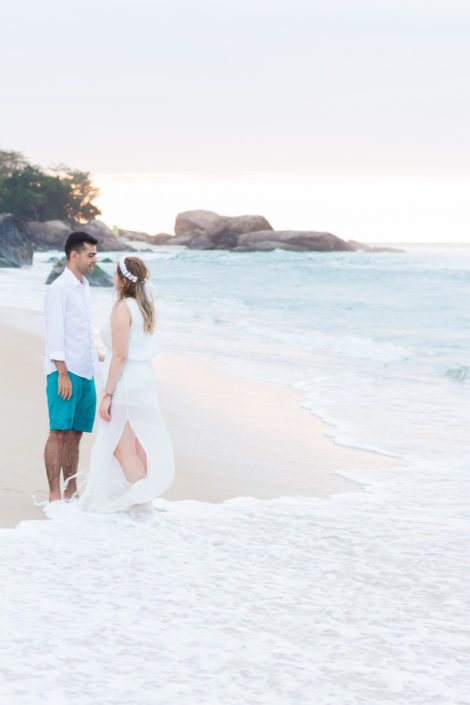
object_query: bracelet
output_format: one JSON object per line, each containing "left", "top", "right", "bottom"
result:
{"left": 103, "top": 389, "right": 113, "bottom": 398}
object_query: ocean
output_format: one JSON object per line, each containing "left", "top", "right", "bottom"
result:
{"left": 0, "top": 246, "right": 468, "bottom": 704}
{"left": 7, "top": 245, "right": 469, "bottom": 461}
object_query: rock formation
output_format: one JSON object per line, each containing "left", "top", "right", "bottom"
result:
{"left": 0, "top": 214, "right": 33, "bottom": 267}
{"left": 45, "top": 257, "right": 113, "bottom": 287}
{"left": 173, "top": 210, "right": 274, "bottom": 250}
{"left": 2, "top": 207, "right": 405, "bottom": 263}
{"left": 26, "top": 220, "right": 71, "bottom": 251}
{"left": 71, "top": 220, "right": 136, "bottom": 252}
{"left": 27, "top": 219, "right": 136, "bottom": 252}
{"left": 169, "top": 212, "right": 356, "bottom": 251}
{"left": 118, "top": 228, "right": 174, "bottom": 246}
{"left": 236, "top": 230, "right": 355, "bottom": 252}
{"left": 174, "top": 210, "right": 221, "bottom": 237}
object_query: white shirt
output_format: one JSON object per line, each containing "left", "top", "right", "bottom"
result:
{"left": 43, "top": 266, "right": 99, "bottom": 379}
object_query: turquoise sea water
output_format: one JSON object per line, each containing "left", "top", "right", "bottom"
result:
{"left": 2, "top": 245, "right": 469, "bottom": 463}
{"left": 145, "top": 246, "right": 470, "bottom": 465}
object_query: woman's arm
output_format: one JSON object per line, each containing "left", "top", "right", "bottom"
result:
{"left": 99, "top": 301, "right": 132, "bottom": 421}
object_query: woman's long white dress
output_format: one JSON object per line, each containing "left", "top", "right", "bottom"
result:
{"left": 79, "top": 297, "right": 175, "bottom": 513}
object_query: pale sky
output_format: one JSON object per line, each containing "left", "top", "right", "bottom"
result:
{"left": 2, "top": 0, "right": 470, "bottom": 240}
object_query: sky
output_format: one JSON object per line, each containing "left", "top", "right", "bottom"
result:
{"left": 2, "top": 0, "right": 470, "bottom": 241}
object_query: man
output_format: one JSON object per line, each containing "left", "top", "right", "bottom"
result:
{"left": 43, "top": 232, "right": 100, "bottom": 502}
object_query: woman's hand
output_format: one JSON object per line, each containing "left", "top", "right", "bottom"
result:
{"left": 99, "top": 395, "right": 112, "bottom": 421}
{"left": 98, "top": 351, "right": 106, "bottom": 363}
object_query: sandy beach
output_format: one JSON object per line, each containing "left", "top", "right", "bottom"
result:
{"left": 0, "top": 307, "right": 399, "bottom": 528}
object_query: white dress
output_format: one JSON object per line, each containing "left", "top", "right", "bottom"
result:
{"left": 79, "top": 297, "right": 175, "bottom": 513}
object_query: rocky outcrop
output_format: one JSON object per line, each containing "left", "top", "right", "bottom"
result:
{"left": 15, "top": 210, "right": 405, "bottom": 258}
{"left": 205, "top": 215, "right": 273, "bottom": 249}
{"left": 169, "top": 210, "right": 407, "bottom": 253}
{"left": 0, "top": 214, "right": 33, "bottom": 267}
{"left": 26, "top": 220, "right": 71, "bottom": 250}
{"left": 171, "top": 231, "right": 204, "bottom": 246}
{"left": 118, "top": 228, "right": 172, "bottom": 245}
{"left": 187, "top": 230, "right": 215, "bottom": 250}
{"left": 26, "top": 219, "right": 136, "bottom": 252}
{"left": 77, "top": 220, "right": 136, "bottom": 252}
{"left": 235, "top": 230, "right": 355, "bottom": 252}
{"left": 46, "top": 257, "right": 113, "bottom": 286}
{"left": 173, "top": 210, "right": 274, "bottom": 250}
{"left": 347, "top": 240, "right": 405, "bottom": 254}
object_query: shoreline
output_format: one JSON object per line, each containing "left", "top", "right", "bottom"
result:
{"left": 0, "top": 307, "right": 401, "bottom": 528}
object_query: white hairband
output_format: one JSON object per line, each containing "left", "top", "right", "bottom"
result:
{"left": 118, "top": 257, "right": 155, "bottom": 303}
{"left": 119, "top": 257, "right": 138, "bottom": 283}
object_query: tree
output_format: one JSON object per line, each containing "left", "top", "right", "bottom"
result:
{"left": 0, "top": 149, "right": 101, "bottom": 223}
{"left": 61, "top": 169, "right": 101, "bottom": 223}
{"left": 0, "top": 149, "right": 29, "bottom": 176}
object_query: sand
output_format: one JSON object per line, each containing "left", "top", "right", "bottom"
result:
{"left": 0, "top": 307, "right": 400, "bottom": 528}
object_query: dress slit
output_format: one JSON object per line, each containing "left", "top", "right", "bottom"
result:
{"left": 113, "top": 419, "right": 149, "bottom": 481}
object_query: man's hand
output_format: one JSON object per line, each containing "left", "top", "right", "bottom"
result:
{"left": 58, "top": 371, "right": 73, "bottom": 400}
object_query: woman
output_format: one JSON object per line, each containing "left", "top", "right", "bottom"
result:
{"left": 79, "top": 256, "right": 175, "bottom": 515}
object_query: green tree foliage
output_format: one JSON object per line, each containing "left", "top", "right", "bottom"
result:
{"left": 0, "top": 149, "right": 101, "bottom": 223}
{"left": 0, "top": 149, "right": 29, "bottom": 175}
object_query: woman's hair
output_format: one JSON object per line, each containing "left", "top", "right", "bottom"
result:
{"left": 116, "top": 256, "right": 156, "bottom": 334}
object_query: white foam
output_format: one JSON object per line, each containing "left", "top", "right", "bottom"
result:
{"left": 0, "top": 456, "right": 468, "bottom": 705}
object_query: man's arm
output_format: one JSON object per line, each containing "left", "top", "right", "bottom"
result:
{"left": 45, "top": 285, "right": 72, "bottom": 400}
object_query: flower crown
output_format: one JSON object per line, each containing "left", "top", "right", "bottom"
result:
{"left": 119, "top": 257, "right": 140, "bottom": 283}
{"left": 118, "top": 257, "right": 154, "bottom": 303}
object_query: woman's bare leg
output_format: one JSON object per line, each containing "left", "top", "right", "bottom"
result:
{"left": 114, "top": 422, "right": 146, "bottom": 483}
{"left": 135, "top": 435, "right": 147, "bottom": 473}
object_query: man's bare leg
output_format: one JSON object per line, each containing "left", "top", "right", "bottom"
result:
{"left": 62, "top": 430, "right": 82, "bottom": 499}
{"left": 44, "top": 430, "right": 67, "bottom": 501}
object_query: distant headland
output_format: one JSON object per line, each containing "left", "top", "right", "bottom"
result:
{"left": 0, "top": 210, "right": 404, "bottom": 268}
{"left": 0, "top": 148, "right": 403, "bottom": 267}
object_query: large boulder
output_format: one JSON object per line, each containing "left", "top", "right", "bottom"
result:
{"left": 46, "top": 257, "right": 113, "bottom": 287}
{"left": 206, "top": 215, "right": 273, "bottom": 248}
{"left": 174, "top": 210, "right": 221, "bottom": 237}
{"left": 0, "top": 214, "right": 33, "bottom": 267}
{"left": 187, "top": 230, "right": 216, "bottom": 250}
{"left": 236, "top": 230, "right": 355, "bottom": 252}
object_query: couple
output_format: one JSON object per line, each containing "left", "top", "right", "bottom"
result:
{"left": 43, "top": 231, "right": 175, "bottom": 515}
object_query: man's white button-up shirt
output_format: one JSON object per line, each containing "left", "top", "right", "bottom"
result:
{"left": 43, "top": 266, "right": 99, "bottom": 379}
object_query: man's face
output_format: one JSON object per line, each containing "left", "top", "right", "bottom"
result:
{"left": 77, "top": 243, "right": 98, "bottom": 274}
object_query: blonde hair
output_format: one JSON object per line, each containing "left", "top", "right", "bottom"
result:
{"left": 116, "top": 256, "right": 156, "bottom": 334}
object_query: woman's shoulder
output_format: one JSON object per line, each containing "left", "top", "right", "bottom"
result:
{"left": 122, "top": 297, "right": 140, "bottom": 317}
{"left": 111, "top": 298, "right": 134, "bottom": 323}
{"left": 120, "top": 296, "right": 138, "bottom": 306}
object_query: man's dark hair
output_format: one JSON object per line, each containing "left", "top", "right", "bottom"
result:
{"left": 65, "top": 232, "right": 98, "bottom": 260}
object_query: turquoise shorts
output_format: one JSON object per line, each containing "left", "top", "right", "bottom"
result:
{"left": 46, "top": 371, "right": 97, "bottom": 433}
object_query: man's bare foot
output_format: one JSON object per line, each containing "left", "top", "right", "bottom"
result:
{"left": 64, "top": 492, "right": 79, "bottom": 502}
{"left": 48, "top": 493, "right": 62, "bottom": 502}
